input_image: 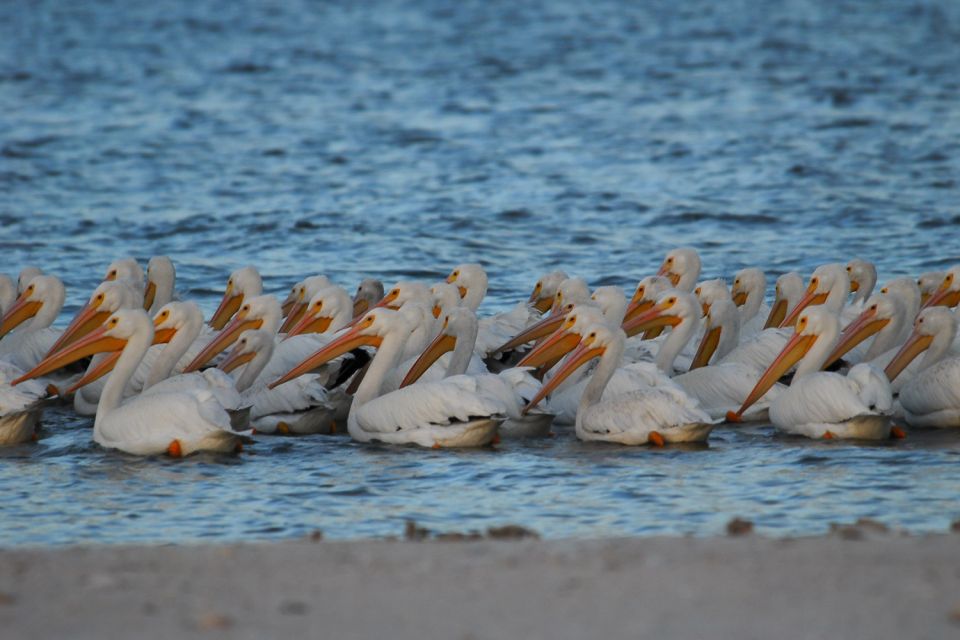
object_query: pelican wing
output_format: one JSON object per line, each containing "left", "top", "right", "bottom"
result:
{"left": 899, "top": 358, "right": 960, "bottom": 427}
{"left": 674, "top": 362, "right": 785, "bottom": 420}
{"left": 771, "top": 366, "right": 890, "bottom": 428}
{"left": 475, "top": 302, "right": 538, "bottom": 357}
{"left": 581, "top": 385, "right": 713, "bottom": 437}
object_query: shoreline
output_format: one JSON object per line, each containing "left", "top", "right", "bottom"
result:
{"left": 2, "top": 529, "right": 959, "bottom": 639}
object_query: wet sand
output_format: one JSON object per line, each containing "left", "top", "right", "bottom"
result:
{"left": 2, "top": 528, "right": 958, "bottom": 639}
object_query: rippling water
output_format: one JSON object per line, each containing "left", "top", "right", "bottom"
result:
{"left": 1, "top": 0, "right": 960, "bottom": 544}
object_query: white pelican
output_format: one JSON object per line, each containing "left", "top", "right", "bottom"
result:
{"left": 918, "top": 271, "right": 945, "bottom": 306}
{"left": 624, "top": 292, "right": 785, "bottom": 421}
{"left": 209, "top": 266, "right": 263, "bottom": 330}
{"left": 284, "top": 286, "right": 354, "bottom": 338}
{"left": 922, "top": 266, "right": 960, "bottom": 310}
{"left": 103, "top": 257, "right": 144, "bottom": 290}
{"left": 17, "top": 267, "right": 42, "bottom": 295}
{"left": 219, "top": 330, "right": 335, "bottom": 435}
{"left": 15, "top": 309, "right": 248, "bottom": 456}
{"left": 656, "top": 247, "right": 701, "bottom": 292}
{"left": 730, "top": 307, "right": 895, "bottom": 440}
{"left": 884, "top": 307, "right": 960, "bottom": 428}
{"left": 0, "top": 361, "right": 48, "bottom": 445}
{"left": 529, "top": 271, "right": 569, "bottom": 314}
{"left": 730, "top": 268, "right": 769, "bottom": 337}
{"left": 0, "top": 275, "right": 66, "bottom": 370}
{"left": 491, "top": 277, "right": 593, "bottom": 357}
{"left": 523, "top": 323, "right": 714, "bottom": 445}
{"left": 144, "top": 256, "right": 176, "bottom": 314}
{"left": 846, "top": 259, "right": 877, "bottom": 306}
{"left": 352, "top": 278, "right": 384, "bottom": 318}
{"left": 445, "top": 263, "right": 487, "bottom": 312}
{"left": 822, "top": 294, "right": 908, "bottom": 371}
{"left": 271, "top": 308, "right": 507, "bottom": 448}
{"left": 401, "top": 306, "right": 553, "bottom": 437}
{"left": 762, "top": 271, "right": 804, "bottom": 329}
{"left": 780, "top": 263, "right": 852, "bottom": 328}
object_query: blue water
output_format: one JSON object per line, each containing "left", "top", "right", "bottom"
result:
{"left": 1, "top": 0, "right": 960, "bottom": 544}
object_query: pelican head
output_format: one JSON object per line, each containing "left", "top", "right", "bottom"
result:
{"left": 446, "top": 263, "right": 487, "bottom": 311}
{"left": 657, "top": 247, "right": 701, "bottom": 292}
{"left": 690, "top": 295, "right": 740, "bottom": 370}
{"left": 352, "top": 278, "right": 384, "bottom": 318}
{"left": 17, "top": 267, "right": 42, "bottom": 295}
{"left": 694, "top": 279, "right": 729, "bottom": 317}
{"left": 400, "top": 306, "right": 478, "bottom": 387}
{"left": 922, "top": 266, "right": 960, "bottom": 310}
{"left": 885, "top": 306, "right": 957, "bottom": 382}
{"left": 286, "top": 286, "right": 353, "bottom": 338}
{"left": 279, "top": 274, "right": 333, "bottom": 333}
{"left": 517, "top": 306, "right": 607, "bottom": 369}
{"left": 551, "top": 277, "right": 591, "bottom": 313}
{"left": 528, "top": 270, "right": 569, "bottom": 313}
{"left": 430, "top": 282, "right": 462, "bottom": 319}
{"left": 371, "top": 281, "right": 432, "bottom": 313}
{"left": 846, "top": 259, "right": 877, "bottom": 304}
{"left": 623, "top": 275, "right": 671, "bottom": 323}
{"left": 917, "top": 271, "right": 945, "bottom": 306}
{"left": 823, "top": 294, "right": 904, "bottom": 369}
{"left": 45, "top": 280, "right": 140, "bottom": 357}
{"left": 0, "top": 275, "right": 65, "bottom": 338}
{"left": 763, "top": 271, "right": 803, "bottom": 329}
{"left": 144, "top": 256, "right": 175, "bottom": 312}
{"left": 103, "top": 258, "right": 144, "bottom": 290}
{"left": 220, "top": 329, "right": 275, "bottom": 375}
{"left": 590, "top": 286, "right": 627, "bottom": 323}
{"left": 780, "top": 263, "right": 849, "bottom": 328}
{"left": 621, "top": 290, "right": 698, "bottom": 338}
{"left": 209, "top": 266, "right": 263, "bottom": 330}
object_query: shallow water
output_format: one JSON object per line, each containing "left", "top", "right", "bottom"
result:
{"left": 1, "top": 0, "right": 960, "bottom": 544}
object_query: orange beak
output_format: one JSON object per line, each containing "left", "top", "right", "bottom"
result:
{"left": 67, "top": 324, "right": 175, "bottom": 393}
{"left": 622, "top": 298, "right": 655, "bottom": 324}
{"left": 657, "top": 264, "right": 681, "bottom": 287}
{"left": 763, "top": 297, "right": 788, "bottom": 330}
{"left": 142, "top": 280, "right": 157, "bottom": 311}
{"left": 279, "top": 301, "right": 308, "bottom": 334}
{"left": 14, "top": 323, "right": 128, "bottom": 386}
{"left": 921, "top": 284, "right": 960, "bottom": 310}
{"left": 183, "top": 311, "right": 263, "bottom": 372}
{"left": 621, "top": 301, "right": 681, "bottom": 338}
{"left": 0, "top": 293, "right": 42, "bottom": 338}
{"left": 822, "top": 307, "right": 889, "bottom": 370}
{"left": 780, "top": 285, "right": 828, "bottom": 328}
{"left": 516, "top": 326, "right": 582, "bottom": 369}
{"left": 284, "top": 310, "right": 333, "bottom": 339}
{"left": 493, "top": 311, "right": 566, "bottom": 354}
{"left": 352, "top": 298, "right": 370, "bottom": 318}
{"left": 728, "top": 330, "right": 817, "bottom": 420}
{"left": 269, "top": 323, "right": 382, "bottom": 389}
{"left": 44, "top": 300, "right": 112, "bottom": 357}
{"left": 690, "top": 325, "right": 722, "bottom": 370}
{"left": 522, "top": 340, "right": 605, "bottom": 414}
{"left": 219, "top": 345, "right": 256, "bottom": 374}
{"left": 209, "top": 284, "right": 242, "bottom": 330}
{"left": 400, "top": 331, "right": 457, "bottom": 388}
{"left": 884, "top": 331, "right": 934, "bottom": 382}
{"left": 732, "top": 291, "right": 748, "bottom": 307}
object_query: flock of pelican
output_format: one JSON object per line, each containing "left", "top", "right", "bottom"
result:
{"left": 0, "top": 248, "right": 958, "bottom": 455}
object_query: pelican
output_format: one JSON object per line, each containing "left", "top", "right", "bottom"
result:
{"left": 209, "top": 266, "right": 263, "bottom": 330}
{"left": 730, "top": 307, "right": 895, "bottom": 440}
{"left": 884, "top": 307, "right": 960, "bottom": 428}
{"left": 17, "top": 267, "right": 42, "bottom": 295}
{"left": 918, "top": 271, "right": 945, "bottom": 306}
{"left": 822, "top": 294, "right": 908, "bottom": 371}
{"left": 780, "top": 263, "right": 852, "bottom": 328}
{"left": 144, "top": 256, "right": 176, "bottom": 314}
{"left": 731, "top": 268, "right": 769, "bottom": 337}
{"left": 694, "top": 279, "right": 729, "bottom": 317}
{"left": 523, "top": 323, "right": 714, "bottom": 445}
{"left": 762, "top": 271, "right": 804, "bottom": 329}
{"left": 0, "top": 275, "right": 66, "bottom": 370}
{"left": 284, "top": 286, "right": 354, "bottom": 338}
{"left": 352, "top": 279, "right": 384, "bottom": 318}
{"left": 219, "top": 330, "right": 335, "bottom": 435}
{"left": 15, "top": 309, "right": 248, "bottom": 456}
{"left": 184, "top": 295, "right": 281, "bottom": 372}
{"left": 922, "top": 266, "right": 960, "bottom": 310}
{"left": 401, "top": 306, "right": 553, "bottom": 437}
{"left": 46, "top": 280, "right": 141, "bottom": 359}
{"left": 656, "top": 247, "right": 701, "bottom": 292}
{"left": 846, "top": 259, "right": 877, "bottom": 307}
{"left": 491, "top": 278, "right": 592, "bottom": 356}
{"left": 271, "top": 308, "right": 507, "bottom": 448}
{"left": 528, "top": 271, "right": 569, "bottom": 314}
{"left": 445, "top": 263, "right": 487, "bottom": 312}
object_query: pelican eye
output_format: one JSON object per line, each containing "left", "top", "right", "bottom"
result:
{"left": 811, "top": 277, "right": 819, "bottom": 286}
{"left": 109, "top": 318, "right": 119, "bottom": 326}
{"left": 452, "top": 271, "right": 459, "bottom": 278}
{"left": 159, "top": 310, "right": 169, "bottom": 320}
{"left": 870, "top": 304, "right": 877, "bottom": 311}
{"left": 95, "top": 293, "right": 104, "bottom": 302}
{"left": 588, "top": 332, "right": 596, "bottom": 339}
{"left": 666, "top": 257, "right": 674, "bottom": 265}
{"left": 25, "top": 285, "right": 34, "bottom": 294}
{"left": 694, "top": 287, "right": 701, "bottom": 296}
{"left": 314, "top": 301, "right": 323, "bottom": 310}
{"left": 918, "top": 317, "right": 924, "bottom": 324}
{"left": 241, "top": 305, "right": 250, "bottom": 313}
{"left": 947, "top": 274, "right": 954, "bottom": 283}
{"left": 109, "top": 270, "right": 117, "bottom": 277}
{"left": 390, "top": 289, "right": 399, "bottom": 296}
{"left": 881, "top": 287, "right": 888, "bottom": 294}
{"left": 667, "top": 297, "right": 676, "bottom": 304}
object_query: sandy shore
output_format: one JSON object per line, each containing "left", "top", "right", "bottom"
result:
{"left": 2, "top": 529, "right": 959, "bottom": 639}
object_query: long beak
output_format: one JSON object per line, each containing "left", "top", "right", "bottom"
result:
{"left": 849, "top": 280, "right": 860, "bottom": 293}
{"left": 183, "top": 313, "right": 262, "bottom": 372}
{"left": 822, "top": 308, "right": 889, "bottom": 369}
{"left": 690, "top": 325, "right": 722, "bottom": 370}
{"left": 0, "top": 296, "right": 42, "bottom": 338}
{"left": 400, "top": 333, "right": 456, "bottom": 388}
{"left": 142, "top": 280, "right": 157, "bottom": 311}
{"left": 884, "top": 332, "right": 933, "bottom": 382}
{"left": 516, "top": 329, "right": 581, "bottom": 368}
{"left": 656, "top": 265, "right": 681, "bottom": 287}
{"left": 209, "top": 286, "right": 242, "bottom": 330}
{"left": 729, "top": 331, "right": 817, "bottom": 420}
{"left": 920, "top": 291, "right": 931, "bottom": 306}
{"left": 44, "top": 302, "right": 111, "bottom": 357}
{"left": 531, "top": 296, "right": 552, "bottom": 314}
{"left": 522, "top": 342, "right": 605, "bottom": 414}
{"left": 763, "top": 298, "right": 788, "bottom": 330}
{"left": 280, "top": 289, "right": 299, "bottom": 316}
{"left": 352, "top": 298, "right": 370, "bottom": 318}
{"left": 269, "top": 325, "right": 381, "bottom": 389}
{"left": 493, "top": 312, "right": 565, "bottom": 354}
{"left": 67, "top": 325, "right": 175, "bottom": 393}
{"left": 780, "top": 289, "right": 828, "bottom": 328}
{"left": 732, "top": 291, "right": 748, "bottom": 307}
{"left": 219, "top": 347, "right": 256, "bottom": 374}
{"left": 14, "top": 324, "right": 128, "bottom": 386}
{"left": 621, "top": 303, "right": 681, "bottom": 338}
{"left": 921, "top": 286, "right": 960, "bottom": 310}
{"left": 284, "top": 312, "right": 332, "bottom": 339}
{"left": 622, "top": 298, "right": 654, "bottom": 324}
{"left": 279, "top": 302, "right": 308, "bottom": 334}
